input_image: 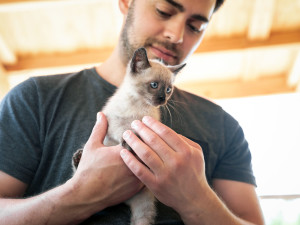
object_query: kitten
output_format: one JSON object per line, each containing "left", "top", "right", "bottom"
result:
{"left": 73, "top": 47, "right": 185, "bottom": 225}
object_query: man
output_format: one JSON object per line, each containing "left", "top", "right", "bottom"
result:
{"left": 0, "top": 0, "right": 264, "bottom": 224}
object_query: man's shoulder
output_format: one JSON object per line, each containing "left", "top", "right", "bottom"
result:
{"left": 30, "top": 67, "right": 94, "bottom": 88}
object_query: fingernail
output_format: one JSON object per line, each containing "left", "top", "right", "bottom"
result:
{"left": 131, "top": 120, "right": 141, "bottom": 129}
{"left": 96, "top": 112, "right": 102, "bottom": 123}
{"left": 123, "top": 130, "right": 131, "bottom": 139}
{"left": 120, "top": 149, "right": 128, "bottom": 159}
{"left": 142, "top": 116, "right": 151, "bottom": 124}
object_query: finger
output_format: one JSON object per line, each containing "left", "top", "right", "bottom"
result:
{"left": 85, "top": 112, "right": 108, "bottom": 149}
{"left": 130, "top": 120, "right": 176, "bottom": 162}
{"left": 142, "top": 116, "right": 187, "bottom": 153}
{"left": 120, "top": 148, "right": 155, "bottom": 186}
{"left": 122, "top": 130, "right": 164, "bottom": 174}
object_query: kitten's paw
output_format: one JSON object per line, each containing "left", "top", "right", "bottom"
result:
{"left": 121, "top": 138, "right": 133, "bottom": 152}
{"left": 72, "top": 149, "right": 83, "bottom": 169}
{"left": 121, "top": 131, "right": 141, "bottom": 153}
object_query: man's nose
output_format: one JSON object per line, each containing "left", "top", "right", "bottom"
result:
{"left": 163, "top": 17, "right": 184, "bottom": 44}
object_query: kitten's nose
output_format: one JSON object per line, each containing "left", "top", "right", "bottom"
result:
{"left": 159, "top": 96, "right": 166, "bottom": 102}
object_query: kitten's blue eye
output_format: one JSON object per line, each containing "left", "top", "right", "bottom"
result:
{"left": 166, "top": 87, "right": 172, "bottom": 93}
{"left": 150, "top": 82, "right": 158, "bottom": 89}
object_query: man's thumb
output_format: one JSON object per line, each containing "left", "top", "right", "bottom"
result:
{"left": 88, "top": 112, "right": 108, "bottom": 146}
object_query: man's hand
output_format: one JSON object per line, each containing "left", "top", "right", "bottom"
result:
{"left": 0, "top": 112, "right": 143, "bottom": 225}
{"left": 120, "top": 116, "right": 264, "bottom": 225}
{"left": 120, "top": 116, "right": 209, "bottom": 215}
{"left": 68, "top": 112, "right": 144, "bottom": 214}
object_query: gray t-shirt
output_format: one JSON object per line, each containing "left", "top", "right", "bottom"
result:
{"left": 0, "top": 68, "right": 255, "bottom": 224}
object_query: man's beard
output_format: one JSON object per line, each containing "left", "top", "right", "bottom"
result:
{"left": 120, "top": 1, "right": 182, "bottom": 66}
{"left": 120, "top": 0, "right": 136, "bottom": 66}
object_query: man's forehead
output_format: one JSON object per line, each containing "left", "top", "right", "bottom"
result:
{"left": 165, "top": 0, "right": 184, "bottom": 12}
{"left": 161, "top": 0, "right": 215, "bottom": 21}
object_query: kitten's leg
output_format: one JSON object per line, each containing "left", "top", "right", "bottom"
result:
{"left": 122, "top": 138, "right": 133, "bottom": 151}
{"left": 126, "top": 188, "right": 156, "bottom": 225}
{"left": 121, "top": 133, "right": 157, "bottom": 225}
{"left": 72, "top": 148, "right": 83, "bottom": 172}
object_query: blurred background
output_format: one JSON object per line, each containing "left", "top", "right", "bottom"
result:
{"left": 0, "top": 0, "right": 300, "bottom": 224}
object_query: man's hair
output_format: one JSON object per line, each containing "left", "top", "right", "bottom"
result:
{"left": 214, "top": 0, "right": 225, "bottom": 12}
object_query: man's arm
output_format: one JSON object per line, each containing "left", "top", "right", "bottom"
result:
{"left": 0, "top": 171, "right": 27, "bottom": 198}
{"left": 177, "top": 179, "right": 264, "bottom": 225}
{"left": 0, "top": 171, "right": 93, "bottom": 225}
{"left": 212, "top": 179, "right": 264, "bottom": 224}
{"left": 120, "top": 116, "right": 265, "bottom": 225}
{"left": 0, "top": 112, "right": 143, "bottom": 225}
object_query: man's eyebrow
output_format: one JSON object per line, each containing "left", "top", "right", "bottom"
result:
{"left": 191, "top": 14, "right": 209, "bottom": 23}
{"left": 165, "top": 0, "right": 209, "bottom": 23}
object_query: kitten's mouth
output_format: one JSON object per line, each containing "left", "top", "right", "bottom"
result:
{"left": 146, "top": 100, "right": 165, "bottom": 107}
{"left": 149, "top": 98, "right": 167, "bottom": 107}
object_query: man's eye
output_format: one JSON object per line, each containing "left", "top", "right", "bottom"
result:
{"left": 156, "top": 8, "right": 171, "bottom": 18}
{"left": 188, "top": 23, "right": 207, "bottom": 34}
{"left": 188, "top": 24, "right": 201, "bottom": 33}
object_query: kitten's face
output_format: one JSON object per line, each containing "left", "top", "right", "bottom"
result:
{"left": 134, "top": 62, "right": 175, "bottom": 107}
{"left": 128, "top": 47, "right": 185, "bottom": 107}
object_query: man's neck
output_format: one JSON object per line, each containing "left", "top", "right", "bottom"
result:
{"left": 95, "top": 47, "right": 127, "bottom": 87}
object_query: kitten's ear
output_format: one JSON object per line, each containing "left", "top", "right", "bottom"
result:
{"left": 130, "top": 47, "right": 151, "bottom": 74}
{"left": 168, "top": 63, "right": 186, "bottom": 75}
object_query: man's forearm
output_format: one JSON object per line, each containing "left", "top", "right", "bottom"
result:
{"left": 0, "top": 181, "right": 97, "bottom": 225}
{"left": 179, "top": 188, "right": 259, "bottom": 225}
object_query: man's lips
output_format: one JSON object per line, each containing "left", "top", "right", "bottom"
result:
{"left": 149, "top": 46, "right": 177, "bottom": 62}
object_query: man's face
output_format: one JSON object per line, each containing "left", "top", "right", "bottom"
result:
{"left": 120, "top": 0, "right": 216, "bottom": 66}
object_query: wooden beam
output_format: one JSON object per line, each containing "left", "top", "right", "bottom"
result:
{"left": 0, "top": 34, "right": 17, "bottom": 64}
{"left": 0, "top": 0, "right": 44, "bottom": 3}
{"left": 197, "top": 30, "right": 300, "bottom": 53}
{"left": 247, "top": 0, "right": 274, "bottom": 40}
{"left": 3, "top": 30, "right": 300, "bottom": 72}
{"left": 4, "top": 48, "right": 112, "bottom": 72}
{"left": 288, "top": 51, "right": 300, "bottom": 92}
{"left": 242, "top": 50, "right": 260, "bottom": 81}
{"left": 0, "top": 65, "right": 9, "bottom": 100}
{"left": 176, "top": 74, "right": 296, "bottom": 99}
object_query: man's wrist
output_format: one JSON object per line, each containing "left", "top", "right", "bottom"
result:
{"left": 39, "top": 179, "right": 102, "bottom": 224}
{"left": 176, "top": 183, "right": 240, "bottom": 225}
{"left": 176, "top": 183, "right": 214, "bottom": 224}
{"left": 58, "top": 178, "right": 106, "bottom": 219}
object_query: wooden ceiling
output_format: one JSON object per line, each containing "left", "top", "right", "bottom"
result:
{"left": 0, "top": 0, "right": 300, "bottom": 99}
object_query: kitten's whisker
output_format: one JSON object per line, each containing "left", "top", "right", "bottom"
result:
{"left": 167, "top": 100, "right": 184, "bottom": 127}
{"left": 169, "top": 99, "right": 186, "bottom": 105}
{"left": 167, "top": 101, "right": 178, "bottom": 114}
{"left": 165, "top": 104, "right": 173, "bottom": 127}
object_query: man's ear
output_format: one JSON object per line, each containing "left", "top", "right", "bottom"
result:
{"left": 119, "top": 0, "right": 132, "bottom": 15}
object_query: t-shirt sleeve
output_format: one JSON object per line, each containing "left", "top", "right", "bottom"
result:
{"left": 212, "top": 111, "right": 256, "bottom": 186}
{"left": 0, "top": 78, "right": 41, "bottom": 184}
